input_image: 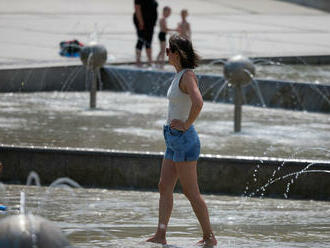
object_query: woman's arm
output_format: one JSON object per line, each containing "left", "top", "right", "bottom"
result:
{"left": 135, "top": 4, "right": 144, "bottom": 30}
{"left": 170, "top": 71, "right": 203, "bottom": 131}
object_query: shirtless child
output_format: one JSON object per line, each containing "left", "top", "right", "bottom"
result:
{"left": 156, "top": 6, "right": 176, "bottom": 68}
{"left": 177, "top": 9, "right": 191, "bottom": 40}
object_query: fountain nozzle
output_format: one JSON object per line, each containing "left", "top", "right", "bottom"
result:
{"left": 224, "top": 55, "right": 255, "bottom": 86}
{"left": 80, "top": 43, "right": 107, "bottom": 109}
{"left": 223, "top": 55, "right": 256, "bottom": 133}
{"left": 0, "top": 214, "right": 71, "bottom": 248}
{"left": 80, "top": 43, "right": 107, "bottom": 70}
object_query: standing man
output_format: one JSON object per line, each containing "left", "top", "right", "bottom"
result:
{"left": 133, "top": 0, "right": 158, "bottom": 66}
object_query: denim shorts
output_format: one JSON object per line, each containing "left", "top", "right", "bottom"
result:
{"left": 163, "top": 125, "right": 201, "bottom": 162}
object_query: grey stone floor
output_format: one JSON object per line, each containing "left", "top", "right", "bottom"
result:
{"left": 0, "top": 0, "right": 330, "bottom": 68}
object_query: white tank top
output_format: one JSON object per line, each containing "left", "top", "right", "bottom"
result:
{"left": 166, "top": 69, "right": 192, "bottom": 125}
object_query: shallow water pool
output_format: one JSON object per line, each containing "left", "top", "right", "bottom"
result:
{"left": 1, "top": 184, "right": 330, "bottom": 248}
{"left": 0, "top": 91, "right": 329, "bottom": 160}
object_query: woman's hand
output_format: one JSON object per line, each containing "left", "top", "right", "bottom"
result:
{"left": 170, "top": 119, "right": 188, "bottom": 131}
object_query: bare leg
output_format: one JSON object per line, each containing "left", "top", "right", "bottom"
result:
{"left": 157, "top": 42, "right": 166, "bottom": 68}
{"left": 175, "top": 161, "right": 217, "bottom": 246}
{"left": 146, "top": 48, "right": 153, "bottom": 66}
{"left": 156, "top": 51, "right": 162, "bottom": 67}
{"left": 136, "top": 49, "right": 142, "bottom": 67}
{"left": 156, "top": 42, "right": 162, "bottom": 65}
{"left": 146, "top": 159, "right": 178, "bottom": 244}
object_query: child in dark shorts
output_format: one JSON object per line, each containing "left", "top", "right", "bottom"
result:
{"left": 156, "top": 6, "right": 176, "bottom": 68}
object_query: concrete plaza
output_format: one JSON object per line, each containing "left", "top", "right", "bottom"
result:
{"left": 0, "top": 0, "right": 330, "bottom": 68}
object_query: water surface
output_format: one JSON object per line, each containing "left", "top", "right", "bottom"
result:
{"left": 0, "top": 91, "right": 329, "bottom": 160}
{"left": 1, "top": 185, "right": 329, "bottom": 248}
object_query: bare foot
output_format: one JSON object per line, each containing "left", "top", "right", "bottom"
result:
{"left": 146, "top": 235, "right": 167, "bottom": 245}
{"left": 196, "top": 232, "right": 217, "bottom": 247}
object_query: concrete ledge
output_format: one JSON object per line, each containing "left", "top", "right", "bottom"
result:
{"left": 0, "top": 65, "right": 87, "bottom": 92}
{"left": 202, "top": 55, "right": 330, "bottom": 65}
{"left": 109, "top": 55, "right": 330, "bottom": 66}
{"left": 1, "top": 57, "right": 329, "bottom": 113}
{"left": 279, "top": 0, "right": 330, "bottom": 12}
{"left": 103, "top": 66, "right": 330, "bottom": 113}
{"left": 1, "top": 145, "right": 330, "bottom": 200}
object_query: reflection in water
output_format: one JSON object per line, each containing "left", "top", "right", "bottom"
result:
{"left": 0, "top": 91, "right": 329, "bottom": 160}
{"left": 1, "top": 185, "right": 330, "bottom": 248}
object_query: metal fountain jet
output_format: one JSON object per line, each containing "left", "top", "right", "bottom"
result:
{"left": 0, "top": 214, "right": 71, "bottom": 248}
{"left": 0, "top": 191, "right": 72, "bottom": 248}
{"left": 80, "top": 42, "right": 107, "bottom": 109}
{"left": 224, "top": 55, "right": 256, "bottom": 132}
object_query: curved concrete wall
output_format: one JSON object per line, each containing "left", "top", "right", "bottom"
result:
{"left": 1, "top": 145, "right": 330, "bottom": 200}
{"left": 280, "top": 0, "right": 330, "bottom": 12}
{"left": 0, "top": 65, "right": 87, "bottom": 92}
{"left": 0, "top": 61, "right": 329, "bottom": 113}
{"left": 103, "top": 66, "right": 330, "bottom": 113}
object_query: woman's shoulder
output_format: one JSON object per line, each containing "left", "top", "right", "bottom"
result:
{"left": 181, "top": 69, "right": 197, "bottom": 83}
{"left": 179, "top": 70, "right": 198, "bottom": 93}
{"left": 182, "top": 69, "right": 195, "bottom": 77}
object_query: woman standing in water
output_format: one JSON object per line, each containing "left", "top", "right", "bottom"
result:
{"left": 146, "top": 34, "right": 217, "bottom": 247}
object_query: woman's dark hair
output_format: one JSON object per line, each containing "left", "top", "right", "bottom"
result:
{"left": 169, "top": 34, "right": 200, "bottom": 69}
